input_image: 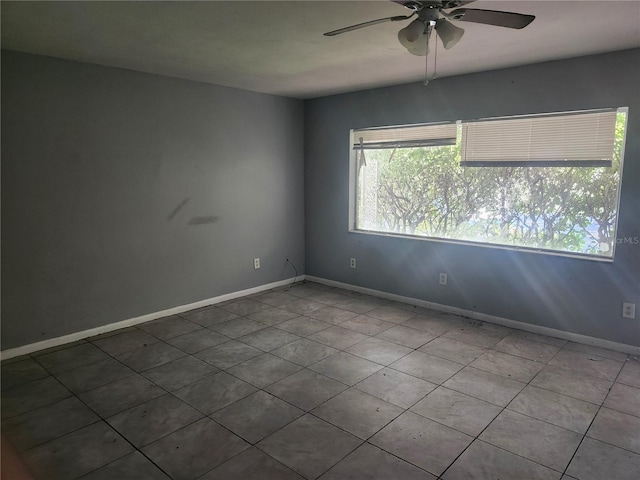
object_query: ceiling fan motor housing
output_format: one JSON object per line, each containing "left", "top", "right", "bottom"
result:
{"left": 400, "top": 1, "right": 466, "bottom": 11}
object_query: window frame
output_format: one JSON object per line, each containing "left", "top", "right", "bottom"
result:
{"left": 348, "top": 108, "right": 628, "bottom": 262}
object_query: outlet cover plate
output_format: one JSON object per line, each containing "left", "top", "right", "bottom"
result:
{"left": 622, "top": 303, "right": 636, "bottom": 319}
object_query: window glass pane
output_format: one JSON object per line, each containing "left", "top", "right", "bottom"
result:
{"left": 354, "top": 109, "right": 627, "bottom": 258}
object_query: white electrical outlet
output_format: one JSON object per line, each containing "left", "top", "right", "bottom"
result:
{"left": 439, "top": 273, "right": 448, "bottom": 286}
{"left": 350, "top": 258, "right": 357, "bottom": 269}
{"left": 622, "top": 303, "right": 636, "bottom": 319}
{"left": 254, "top": 258, "right": 261, "bottom": 269}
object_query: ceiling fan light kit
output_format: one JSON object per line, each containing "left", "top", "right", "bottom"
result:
{"left": 398, "top": 18, "right": 432, "bottom": 56}
{"left": 435, "top": 18, "right": 465, "bottom": 50}
{"left": 324, "top": 0, "right": 535, "bottom": 83}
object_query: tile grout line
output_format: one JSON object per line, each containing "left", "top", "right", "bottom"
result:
{"left": 33, "top": 336, "right": 182, "bottom": 479}
{"left": 4, "top": 282, "right": 637, "bottom": 479}
{"left": 438, "top": 337, "right": 614, "bottom": 478}
{"left": 559, "top": 358, "right": 636, "bottom": 478}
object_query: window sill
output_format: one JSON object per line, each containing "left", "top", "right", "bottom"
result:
{"left": 349, "top": 228, "right": 615, "bottom": 263}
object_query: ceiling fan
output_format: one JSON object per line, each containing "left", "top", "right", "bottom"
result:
{"left": 324, "top": 1, "right": 535, "bottom": 56}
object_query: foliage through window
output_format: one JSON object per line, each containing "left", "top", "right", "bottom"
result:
{"left": 353, "top": 108, "right": 627, "bottom": 258}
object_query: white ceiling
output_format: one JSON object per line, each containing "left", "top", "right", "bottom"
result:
{"left": 2, "top": 1, "right": 639, "bottom": 99}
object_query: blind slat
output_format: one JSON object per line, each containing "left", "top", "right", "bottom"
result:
{"left": 353, "top": 122, "right": 457, "bottom": 150}
{"left": 460, "top": 110, "right": 617, "bottom": 166}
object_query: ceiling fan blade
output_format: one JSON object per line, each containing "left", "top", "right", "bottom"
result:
{"left": 449, "top": 8, "right": 535, "bottom": 29}
{"left": 324, "top": 14, "right": 413, "bottom": 36}
{"left": 435, "top": 18, "right": 464, "bottom": 49}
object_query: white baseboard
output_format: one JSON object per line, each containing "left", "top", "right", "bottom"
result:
{"left": 4, "top": 274, "right": 637, "bottom": 360}
{"left": 306, "top": 275, "right": 640, "bottom": 355}
{"left": 0, "top": 276, "right": 300, "bottom": 361}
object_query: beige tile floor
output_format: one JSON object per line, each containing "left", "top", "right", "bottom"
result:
{"left": 1, "top": 281, "right": 639, "bottom": 479}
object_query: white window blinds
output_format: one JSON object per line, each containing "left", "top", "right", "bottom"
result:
{"left": 353, "top": 122, "right": 457, "bottom": 150}
{"left": 460, "top": 109, "right": 618, "bottom": 167}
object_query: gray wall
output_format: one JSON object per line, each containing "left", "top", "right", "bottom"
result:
{"left": 304, "top": 49, "right": 640, "bottom": 347}
{"left": 2, "top": 51, "right": 305, "bottom": 350}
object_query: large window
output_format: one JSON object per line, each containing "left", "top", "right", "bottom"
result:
{"left": 352, "top": 108, "right": 628, "bottom": 259}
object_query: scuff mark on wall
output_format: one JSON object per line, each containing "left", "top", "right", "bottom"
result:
{"left": 166, "top": 197, "right": 190, "bottom": 221}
